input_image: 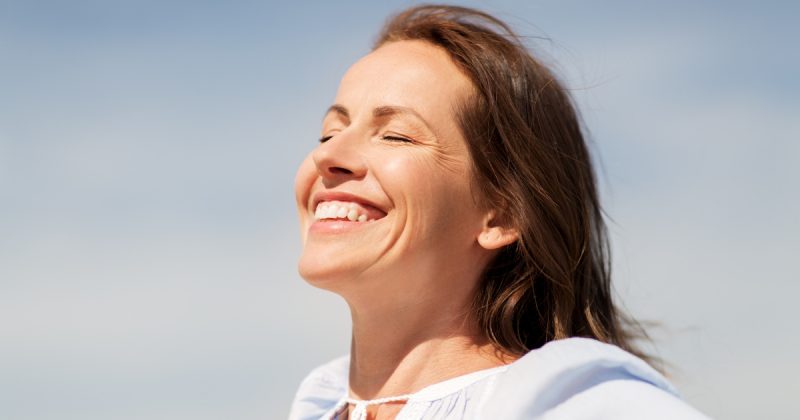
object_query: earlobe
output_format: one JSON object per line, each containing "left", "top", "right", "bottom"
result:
{"left": 477, "top": 211, "right": 518, "bottom": 250}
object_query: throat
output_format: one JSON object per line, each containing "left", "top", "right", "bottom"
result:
{"left": 347, "top": 326, "right": 508, "bottom": 401}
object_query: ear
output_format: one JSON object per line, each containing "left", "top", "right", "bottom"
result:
{"left": 477, "top": 210, "right": 519, "bottom": 250}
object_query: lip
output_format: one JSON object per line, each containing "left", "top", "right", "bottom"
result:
{"left": 309, "top": 218, "right": 378, "bottom": 234}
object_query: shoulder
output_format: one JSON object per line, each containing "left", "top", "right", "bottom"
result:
{"left": 478, "top": 338, "right": 710, "bottom": 419}
{"left": 540, "top": 378, "right": 710, "bottom": 420}
{"left": 288, "top": 355, "right": 349, "bottom": 420}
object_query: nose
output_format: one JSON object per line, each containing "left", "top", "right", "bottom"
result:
{"left": 311, "top": 132, "right": 367, "bottom": 182}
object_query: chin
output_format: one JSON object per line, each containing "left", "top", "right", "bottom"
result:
{"left": 297, "top": 253, "right": 364, "bottom": 292}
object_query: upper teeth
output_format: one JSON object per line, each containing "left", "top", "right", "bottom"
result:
{"left": 314, "top": 202, "right": 370, "bottom": 222}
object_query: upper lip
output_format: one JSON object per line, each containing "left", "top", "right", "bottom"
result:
{"left": 311, "top": 191, "right": 388, "bottom": 215}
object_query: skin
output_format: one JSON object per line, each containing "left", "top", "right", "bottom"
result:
{"left": 294, "top": 40, "right": 518, "bottom": 419}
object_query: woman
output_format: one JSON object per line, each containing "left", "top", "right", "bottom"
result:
{"left": 289, "top": 5, "right": 708, "bottom": 420}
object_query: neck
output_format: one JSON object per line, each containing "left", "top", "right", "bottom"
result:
{"left": 346, "top": 290, "right": 509, "bottom": 400}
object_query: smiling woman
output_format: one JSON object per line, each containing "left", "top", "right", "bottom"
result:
{"left": 296, "top": 39, "right": 493, "bottom": 300}
{"left": 290, "top": 5, "right": 708, "bottom": 420}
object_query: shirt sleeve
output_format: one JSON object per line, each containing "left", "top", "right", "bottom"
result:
{"left": 539, "top": 379, "right": 712, "bottom": 420}
{"left": 287, "top": 355, "right": 349, "bottom": 420}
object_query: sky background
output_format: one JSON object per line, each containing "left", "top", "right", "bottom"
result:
{"left": 1, "top": 1, "right": 798, "bottom": 419}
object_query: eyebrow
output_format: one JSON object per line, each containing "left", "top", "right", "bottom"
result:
{"left": 325, "top": 104, "right": 350, "bottom": 122}
{"left": 323, "top": 104, "right": 435, "bottom": 134}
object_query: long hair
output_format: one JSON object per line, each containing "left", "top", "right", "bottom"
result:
{"left": 375, "top": 5, "right": 652, "bottom": 362}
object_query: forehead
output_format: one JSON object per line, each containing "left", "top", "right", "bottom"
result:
{"left": 334, "top": 40, "right": 473, "bottom": 130}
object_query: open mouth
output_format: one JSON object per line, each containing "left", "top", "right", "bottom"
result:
{"left": 313, "top": 200, "right": 387, "bottom": 223}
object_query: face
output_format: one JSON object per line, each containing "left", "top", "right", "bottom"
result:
{"left": 295, "top": 40, "right": 493, "bottom": 300}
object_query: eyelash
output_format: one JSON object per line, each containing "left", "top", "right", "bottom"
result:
{"left": 382, "top": 135, "right": 412, "bottom": 143}
{"left": 317, "top": 135, "right": 412, "bottom": 143}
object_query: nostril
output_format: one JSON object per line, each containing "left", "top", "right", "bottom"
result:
{"left": 329, "top": 166, "right": 353, "bottom": 175}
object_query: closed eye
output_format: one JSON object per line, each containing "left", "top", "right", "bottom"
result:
{"left": 382, "top": 135, "right": 412, "bottom": 143}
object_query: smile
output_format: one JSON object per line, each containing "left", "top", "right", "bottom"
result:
{"left": 314, "top": 200, "right": 384, "bottom": 223}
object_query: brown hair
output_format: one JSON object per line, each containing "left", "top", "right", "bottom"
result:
{"left": 376, "top": 5, "right": 652, "bottom": 361}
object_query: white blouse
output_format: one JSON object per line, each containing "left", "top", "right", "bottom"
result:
{"left": 289, "top": 337, "right": 710, "bottom": 419}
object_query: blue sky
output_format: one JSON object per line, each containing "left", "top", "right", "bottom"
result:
{"left": 1, "top": 1, "right": 798, "bottom": 419}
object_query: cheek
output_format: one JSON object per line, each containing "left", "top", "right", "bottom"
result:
{"left": 380, "top": 153, "right": 480, "bottom": 240}
{"left": 381, "top": 155, "right": 425, "bottom": 188}
{"left": 294, "top": 154, "right": 317, "bottom": 242}
{"left": 380, "top": 155, "right": 438, "bottom": 210}
{"left": 294, "top": 154, "right": 317, "bottom": 207}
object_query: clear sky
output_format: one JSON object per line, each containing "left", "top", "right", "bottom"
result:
{"left": 1, "top": 1, "right": 798, "bottom": 419}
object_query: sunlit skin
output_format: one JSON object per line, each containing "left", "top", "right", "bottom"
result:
{"left": 294, "top": 40, "right": 518, "bottom": 418}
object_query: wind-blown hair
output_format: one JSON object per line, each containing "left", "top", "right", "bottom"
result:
{"left": 375, "top": 5, "right": 652, "bottom": 361}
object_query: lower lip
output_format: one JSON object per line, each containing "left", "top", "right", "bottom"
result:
{"left": 308, "top": 219, "right": 379, "bottom": 234}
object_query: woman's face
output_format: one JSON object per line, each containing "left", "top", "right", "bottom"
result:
{"left": 295, "top": 40, "right": 492, "bottom": 297}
